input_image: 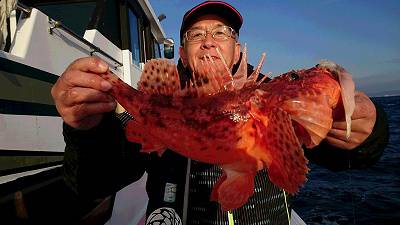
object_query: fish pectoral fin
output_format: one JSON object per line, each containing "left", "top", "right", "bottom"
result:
{"left": 255, "top": 107, "right": 309, "bottom": 194}
{"left": 125, "top": 120, "right": 167, "bottom": 156}
{"left": 210, "top": 170, "right": 255, "bottom": 211}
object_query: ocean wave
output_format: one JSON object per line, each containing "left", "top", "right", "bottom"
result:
{"left": 293, "top": 95, "right": 400, "bottom": 225}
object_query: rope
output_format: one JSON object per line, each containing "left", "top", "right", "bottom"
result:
{"left": 283, "top": 190, "right": 291, "bottom": 225}
{"left": 228, "top": 211, "right": 234, "bottom": 225}
{"left": 182, "top": 158, "right": 191, "bottom": 225}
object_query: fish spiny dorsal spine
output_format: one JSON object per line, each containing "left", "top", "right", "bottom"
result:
{"left": 137, "top": 47, "right": 268, "bottom": 98}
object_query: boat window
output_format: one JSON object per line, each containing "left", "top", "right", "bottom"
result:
{"left": 31, "top": 0, "right": 123, "bottom": 48}
{"left": 94, "top": 0, "right": 122, "bottom": 49}
{"left": 154, "top": 39, "right": 161, "bottom": 58}
{"left": 35, "top": 1, "right": 97, "bottom": 37}
{"left": 128, "top": 10, "right": 141, "bottom": 66}
{"left": 142, "top": 25, "right": 160, "bottom": 61}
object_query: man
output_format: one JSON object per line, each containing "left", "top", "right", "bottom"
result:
{"left": 51, "top": 1, "right": 388, "bottom": 224}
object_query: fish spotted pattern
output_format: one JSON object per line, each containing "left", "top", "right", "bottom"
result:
{"left": 98, "top": 48, "right": 355, "bottom": 211}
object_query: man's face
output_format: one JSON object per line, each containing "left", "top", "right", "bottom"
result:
{"left": 179, "top": 15, "right": 241, "bottom": 75}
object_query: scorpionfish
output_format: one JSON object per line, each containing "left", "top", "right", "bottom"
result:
{"left": 98, "top": 47, "right": 355, "bottom": 211}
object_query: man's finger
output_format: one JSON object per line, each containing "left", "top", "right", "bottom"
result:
{"left": 62, "top": 87, "right": 115, "bottom": 106}
{"left": 60, "top": 71, "right": 113, "bottom": 92}
{"left": 331, "top": 118, "right": 369, "bottom": 131}
{"left": 327, "top": 128, "right": 350, "bottom": 142}
{"left": 327, "top": 128, "right": 366, "bottom": 148}
{"left": 68, "top": 56, "right": 109, "bottom": 73}
{"left": 325, "top": 136, "right": 356, "bottom": 150}
{"left": 66, "top": 101, "right": 117, "bottom": 122}
{"left": 351, "top": 92, "right": 375, "bottom": 119}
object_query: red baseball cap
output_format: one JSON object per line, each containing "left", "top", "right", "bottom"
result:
{"left": 180, "top": 1, "right": 243, "bottom": 44}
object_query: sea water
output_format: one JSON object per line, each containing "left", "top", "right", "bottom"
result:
{"left": 292, "top": 96, "right": 400, "bottom": 225}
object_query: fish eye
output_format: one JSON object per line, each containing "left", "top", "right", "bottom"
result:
{"left": 289, "top": 72, "right": 299, "bottom": 81}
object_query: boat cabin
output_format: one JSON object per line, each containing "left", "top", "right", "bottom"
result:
{"left": 0, "top": 0, "right": 173, "bottom": 224}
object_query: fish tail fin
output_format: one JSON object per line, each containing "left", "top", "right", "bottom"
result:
{"left": 210, "top": 170, "right": 255, "bottom": 211}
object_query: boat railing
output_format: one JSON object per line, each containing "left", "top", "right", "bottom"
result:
{"left": 48, "top": 19, "right": 122, "bottom": 68}
{"left": 16, "top": 2, "right": 31, "bottom": 15}
{"left": 15, "top": 2, "right": 122, "bottom": 69}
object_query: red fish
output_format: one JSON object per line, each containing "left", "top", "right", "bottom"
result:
{"left": 98, "top": 49, "right": 355, "bottom": 211}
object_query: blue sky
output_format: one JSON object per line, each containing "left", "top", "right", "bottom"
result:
{"left": 150, "top": 0, "right": 400, "bottom": 95}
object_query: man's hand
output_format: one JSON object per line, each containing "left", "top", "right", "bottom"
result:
{"left": 51, "top": 57, "right": 117, "bottom": 130}
{"left": 326, "top": 91, "right": 376, "bottom": 150}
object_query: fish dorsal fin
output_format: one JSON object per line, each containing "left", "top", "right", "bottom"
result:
{"left": 138, "top": 47, "right": 268, "bottom": 97}
{"left": 138, "top": 59, "right": 181, "bottom": 96}
{"left": 189, "top": 52, "right": 234, "bottom": 96}
{"left": 318, "top": 60, "right": 355, "bottom": 138}
{"left": 231, "top": 45, "right": 249, "bottom": 89}
{"left": 193, "top": 46, "right": 267, "bottom": 96}
{"left": 231, "top": 45, "right": 267, "bottom": 89}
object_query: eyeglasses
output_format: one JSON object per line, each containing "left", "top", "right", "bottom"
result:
{"left": 183, "top": 25, "right": 237, "bottom": 43}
